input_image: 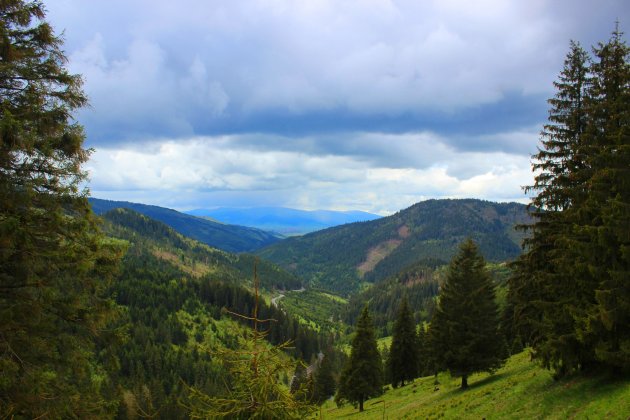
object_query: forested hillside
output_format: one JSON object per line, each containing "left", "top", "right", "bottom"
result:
{"left": 98, "top": 209, "right": 331, "bottom": 417}
{"left": 257, "top": 199, "right": 529, "bottom": 294}
{"left": 90, "top": 198, "right": 282, "bottom": 253}
{"left": 2, "top": 2, "right": 628, "bottom": 418}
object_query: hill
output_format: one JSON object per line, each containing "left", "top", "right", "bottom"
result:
{"left": 101, "top": 207, "right": 302, "bottom": 291}
{"left": 97, "top": 208, "right": 325, "bottom": 417}
{"left": 257, "top": 199, "right": 530, "bottom": 295}
{"left": 186, "top": 207, "right": 381, "bottom": 235}
{"left": 90, "top": 197, "right": 282, "bottom": 253}
{"left": 322, "top": 349, "right": 630, "bottom": 418}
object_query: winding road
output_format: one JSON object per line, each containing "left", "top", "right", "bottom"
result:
{"left": 271, "top": 287, "right": 305, "bottom": 307}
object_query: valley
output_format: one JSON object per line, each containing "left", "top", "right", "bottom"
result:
{"left": 90, "top": 198, "right": 283, "bottom": 253}
{"left": 8, "top": 193, "right": 630, "bottom": 418}
{"left": 4, "top": 3, "right": 628, "bottom": 418}
{"left": 186, "top": 206, "right": 381, "bottom": 236}
{"left": 83, "top": 198, "right": 630, "bottom": 418}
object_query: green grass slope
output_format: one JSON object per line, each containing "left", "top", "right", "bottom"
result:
{"left": 90, "top": 197, "right": 281, "bottom": 253}
{"left": 257, "top": 199, "right": 530, "bottom": 295}
{"left": 321, "top": 350, "right": 630, "bottom": 419}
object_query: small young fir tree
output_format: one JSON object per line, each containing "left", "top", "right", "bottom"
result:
{"left": 336, "top": 306, "right": 383, "bottom": 412}
{"left": 389, "top": 297, "right": 419, "bottom": 387}
{"left": 429, "top": 239, "right": 506, "bottom": 389}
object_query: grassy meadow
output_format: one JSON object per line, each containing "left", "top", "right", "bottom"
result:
{"left": 318, "top": 350, "right": 630, "bottom": 419}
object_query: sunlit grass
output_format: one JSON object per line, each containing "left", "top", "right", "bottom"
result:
{"left": 320, "top": 350, "right": 630, "bottom": 419}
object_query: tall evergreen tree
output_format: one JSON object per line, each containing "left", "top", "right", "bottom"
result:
{"left": 389, "top": 297, "right": 419, "bottom": 387}
{"left": 336, "top": 306, "right": 383, "bottom": 412}
{"left": 509, "top": 41, "right": 595, "bottom": 375}
{"left": 509, "top": 28, "right": 629, "bottom": 376}
{"left": 313, "top": 353, "right": 336, "bottom": 404}
{"left": 290, "top": 361, "right": 309, "bottom": 396}
{"left": 429, "top": 239, "right": 506, "bottom": 389}
{"left": 0, "top": 1, "right": 124, "bottom": 417}
{"left": 575, "top": 27, "right": 630, "bottom": 370}
{"left": 417, "top": 323, "right": 430, "bottom": 377}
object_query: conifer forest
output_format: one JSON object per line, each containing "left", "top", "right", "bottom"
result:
{"left": 1, "top": 1, "right": 629, "bottom": 418}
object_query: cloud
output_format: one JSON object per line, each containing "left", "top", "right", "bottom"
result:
{"left": 47, "top": 0, "right": 627, "bottom": 144}
{"left": 87, "top": 134, "right": 534, "bottom": 213}
{"left": 43, "top": 0, "right": 628, "bottom": 212}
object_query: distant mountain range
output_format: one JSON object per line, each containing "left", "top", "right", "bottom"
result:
{"left": 185, "top": 207, "right": 381, "bottom": 235}
{"left": 89, "top": 198, "right": 281, "bottom": 253}
{"left": 256, "top": 199, "right": 531, "bottom": 295}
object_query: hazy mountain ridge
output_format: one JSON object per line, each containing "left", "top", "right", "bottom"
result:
{"left": 101, "top": 207, "right": 303, "bottom": 291}
{"left": 89, "top": 198, "right": 282, "bottom": 253}
{"left": 186, "top": 206, "right": 381, "bottom": 235}
{"left": 256, "top": 199, "right": 530, "bottom": 294}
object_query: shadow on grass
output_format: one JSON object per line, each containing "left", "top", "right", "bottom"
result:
{"left": 438, "top": 372, "right": 508, "bottom": 400}
{"left": 468, "top": 372, "right": 507, "bottom": 389}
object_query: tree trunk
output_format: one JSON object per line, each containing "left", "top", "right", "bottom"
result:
{"left": 461, "top": 374, "right": 468, "bottom": 389}
{"left": 359, "top": 397, "right": 364, "bottom": 412}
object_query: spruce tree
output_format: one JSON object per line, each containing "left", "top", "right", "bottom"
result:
{"left": 510, "top": 28, "right": 629, "bottom": 375}
{"left": 510, "top": 41, "right": 595, "bottom": 375}
{"left": 575, "top": 28, "right": 630, "bottom": 370}
{"left": 417, "top": 323, "right": 430, "bottom": 377}
{"left": 336, "top": 306, "right": 383, "bottom": 412}
{"left": 389, "top": 297, "right": 419, "bottom": 387}
{"left": 313, "top": 353, "right": 336, "bottom": 404}
{"left": 0, "top": 1, "right": 124, "bottom": 417}
{"left": 381, "top": 343, "right": 392, "bottom": 385}
{"left": 429, "top": 239, "right": 506, "bottom": 389}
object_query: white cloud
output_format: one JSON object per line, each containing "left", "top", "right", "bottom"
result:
{"left": 87, "top": 134, "right": 534, "bottom": 213}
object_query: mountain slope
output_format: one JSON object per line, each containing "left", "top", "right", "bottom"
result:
{"left": 101, "top": 207, "right": 301, "bottom": 291}
{"left": 90, "top": 197, "right": 281, "bottom": 253}
{"left": 186, "top": 206, "right": 381, "bottom": 235}
{"left": 323, "top": 349, "right": 630, "bottom": 418}
{"left": 97, "top": 208, "right": 321, "bottom": 416}
{"left": 256, "top": 199, "right": 530, "bottom": 294}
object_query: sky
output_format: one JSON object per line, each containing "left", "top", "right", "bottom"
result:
{"left": 44, "top": 0, "right": 628, "bottom": 214}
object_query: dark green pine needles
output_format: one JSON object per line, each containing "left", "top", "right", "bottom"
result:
{"left": 507, "top": 28, "right": 630, "bottom": 376}
{"left": 389, "top": 297, "right": 420, "bottom": 387}
{"left": 336, "top": 306, "right": 383, "bottom": 411}
{"left": 429, "top": 239, "right": 506, "bottom": 389}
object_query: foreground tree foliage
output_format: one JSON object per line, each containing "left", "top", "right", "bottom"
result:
{"left": 508, "top": 28, "right": 630, "bottom": 376}
{"left": 430, "top": 239, "right": 506, "bottom": 389}
{"left": 185, "top": 263, "right": 316, "bottom": 419}
{"left": 509, "top": 40, "right": 595, "bottom": 375}
{"left": 0, "top": 1, "right": 124, "bottom": 417}
{"left": 336, "top": 306, "right": 383, "bottom": 412}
